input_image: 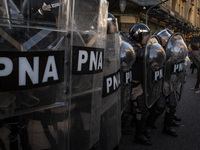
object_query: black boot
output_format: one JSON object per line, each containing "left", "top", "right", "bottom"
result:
{"left": 134, "top": 134, "right": 153, "bottom": 146}
{"left": 121, "top": 109, "right": 131, "bottom": 135}
{"left": 145, "top": 108, "right": 163, "bottom": 138}
{"left": 171, "top": 120, "right": 181, "bottom": 127}
{"left": 134, "top": 120, "right": 153, "bottom": 146}
{"left": 174, "top": 114, "right": 181, "bottom": 122}
{"left": 163, "top": 112, "right": 178, "bottom": 137}
{"left": 163, "top": 126, "right": 178, "bottom": 137}
{"left": 145, "top": 127, "right": 152, "bottom": 139}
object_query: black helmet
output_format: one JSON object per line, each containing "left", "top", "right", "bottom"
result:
{"left": 107, "top": 13, "right": 118, "bottom": 34}
{"left": 129, "top": 23, "right": 150, "bottom": 42}
{"left": 154, "top": 29, "right": 172, "bottom": 47}
{"left": 166, "top": 29, "right": 173, "bottom": 34}
{"left": 22, "top": 0, "right": 60, "bottom": 22}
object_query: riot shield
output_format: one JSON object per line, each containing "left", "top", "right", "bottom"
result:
{"left": 0, "top": 0, "right": 71, "bottom": 149}
{"left": 163, "top": 33, "right": 187, "bottom": 97}
{"left": 69, "top": 1, "right": 108, "bottom": 150}
{"left": 144, "top": 35, "right": 166, "bottom": 108}
{"left": 99, "top": 18, "right": 121, "bottom": 150}
{"left": 120, "top": 39, "right": 136, "bottom": 111}
{"left": 175, "top": 52, "right": 191, "bottom": 102}
{"left": 184, "top": 56, "right": 191, "bottom": 72}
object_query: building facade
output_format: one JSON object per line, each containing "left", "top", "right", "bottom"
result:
{"left": 108, "top": 0, "right": 200, "bottom": 40}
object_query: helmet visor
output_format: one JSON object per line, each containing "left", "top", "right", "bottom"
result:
{"left": 157, "top": 30, "right": 171, "bottom": 47}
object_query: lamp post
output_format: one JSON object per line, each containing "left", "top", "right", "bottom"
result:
{"left": 145, "top": 0, "right": 169, "bottom": 25}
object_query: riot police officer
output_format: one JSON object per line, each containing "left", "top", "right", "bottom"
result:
{"left": 120, "top": 34, "right": 136, "bottom": 135}
{"left": 146, "top": 29, "right": 187, "bottom": 138}
{"left": 21, "top": 1, "right": 71, "bottom": 150}
{"left": 126, "top": 23, "right": 152, "bottom": 146}
{"left": 100, "top": 13, "right": 121, "bottom": 150}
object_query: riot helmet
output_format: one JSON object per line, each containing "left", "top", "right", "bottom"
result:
{"left": 22, "top": 0, "right": 60, "bottom": 22}
{"left": 154, "top": 29, "right": 172, "bottom": 47}
{"left": 120, "top": 39, "right": 136, "bottom": 68}
{"left": 129, "top": 23, "right": 151, "bottom": 44}
{"left": 107, "top": 13, "right": 118, "bottom": 34}
{"left": 166, "top": 29, "right": 173, "bottom": 34}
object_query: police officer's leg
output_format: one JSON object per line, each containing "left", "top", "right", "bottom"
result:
{"left": 121, "top": 100, "right": 132, "bottom": 135}
{"left": 132, "top": 94, "right": 152, "bottom": 146}
{"left": 168, "top": 91, "right": 181, "bottom": 127}
{"left": 163, "top": 92, "right": 178, "bottom": 137}
{"left": 145, "top": 93, "right": 166, "bottom": 138}
{"left": 174, "top": 114, "right": 181, "bottom": 122}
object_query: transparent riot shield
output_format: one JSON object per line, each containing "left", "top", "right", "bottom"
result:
{"left": 175, "top": 56, "right": 191, "bottom": 101}
{"left": 120, "top": 39, "right": 136, "bottom": 111}
{"left": 184, "top": 56, "right": 191, "bottom": 72}
{"left": 69, "top": 0, "right": 108, "bottom": 149}
{"left": 144, "top": 35, "right": 166, "bottom": 108}
{"left": 0, "top": 0, "right": 71, "bottom": 149}
{"left": 163, "top": 33, "right": 187, "bottom": 97}
{"left": 99, "top": 19, "right": 121, "bottom": 150}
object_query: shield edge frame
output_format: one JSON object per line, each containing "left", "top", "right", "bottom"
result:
{"left": 143, "top": 35, "right": 163, "bottom": 108}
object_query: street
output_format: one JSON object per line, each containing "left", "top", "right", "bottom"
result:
{"left": 119, "top": 68, "right": 200, "bottom": 150}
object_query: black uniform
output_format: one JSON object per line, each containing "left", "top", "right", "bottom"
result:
{"left": 127, "top": 39, "right": 152, "bottom": 146}
{"left": 146, "top": 92, "right": 179, "bottom": 137}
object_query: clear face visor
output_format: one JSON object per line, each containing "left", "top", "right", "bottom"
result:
{"left": 157, "top": 30, "right": 171, "bottom": 47}
{"left": 107, "top": 18, "right": 119, "bottom": 34}
{"left": 141, "top": 31, "right": 151, "bottom": 45}
{"left": 142, "top": 31, "right": 151, "bottom": 38}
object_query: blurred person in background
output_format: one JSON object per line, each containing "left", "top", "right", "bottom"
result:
{"left": 190, "top": 42, "right": 199, "bottom": 74}
{"left": 191, "top": 42, "right": 200, "bottom": 93}
{"left": 191, "top": 42, "right": 200, "bottom": 92}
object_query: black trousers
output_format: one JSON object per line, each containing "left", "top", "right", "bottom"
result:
{"left": 195, "top": 68, "right": 200, "bottom": 89}
{"left": 132, "top": 94, "right": 149, "bottom": 136}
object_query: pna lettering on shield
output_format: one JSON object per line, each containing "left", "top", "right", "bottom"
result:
{"left": 0, "top": 51, "right": 64, "bottom": 91}
{"left": 0, "top": 56, "right": 57, "bottom": 85}
{"left": 72, "top": 46, "right": 104, "bottom": 75}
{"left": 154, "top": 68, "right": 163, "bottom": 81}
{"left": 77, "top": 50, "right": 103, "bottom": 71}
{"left": 173, "top": 62, "right": 183, "bottom": 73}
{"left": 102, "top": 71, "right": 121, "bottom": 97}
